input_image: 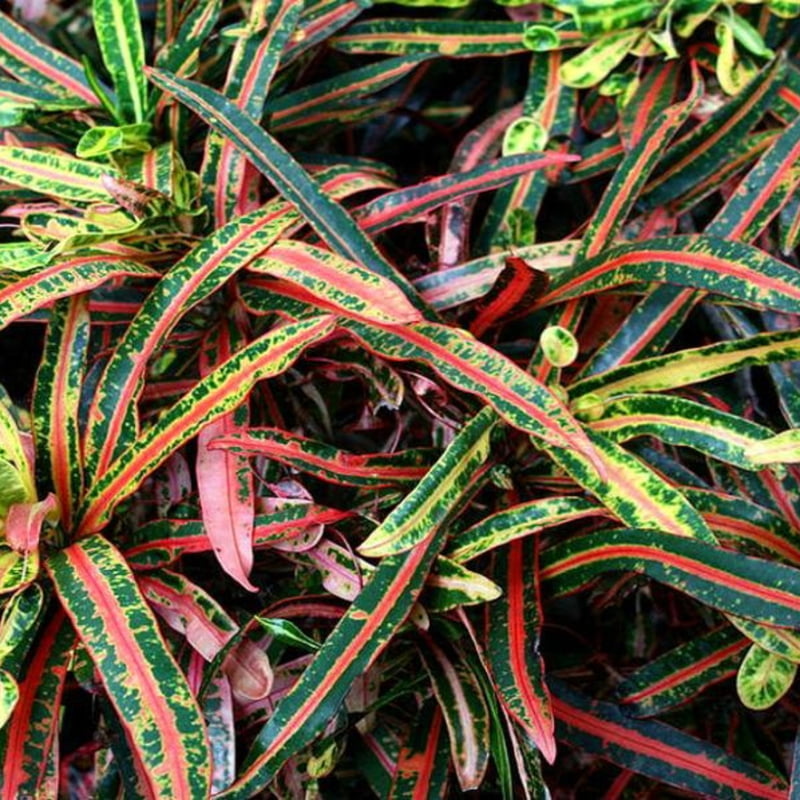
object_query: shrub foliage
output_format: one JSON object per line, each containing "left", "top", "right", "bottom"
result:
{"left": 0, "top": 0, "right": 800, "bottom": 796}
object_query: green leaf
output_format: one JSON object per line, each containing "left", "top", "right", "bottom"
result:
{"left": 390, "top": 700, "right": 450, "bottom": 798}
{"left": 419, "top": 637, "right": 491, "bottom": 790}
{"left": 343, "top": 319, "right": 602, "bottom": 468}
{"left": 359, "top": 407, "right": 496, "bottom": 557}
{"left": 77, "top": 316, "right": 335, "bottom": 535}
{"left": 210, "top": 427, "right": 433, "bottom": 488}
{"left": 32, "top": 296, "right": 88, "bottom": 531}
{"left": 331, "top": 19, "right": 537, "bottom": 57}
{"left": 0, "top": 612, "right": 73, "bottom": 796}
{"left": 76, "top": 123, "right": 152, "bottom": 158}
{"left": 216, "top": 491, "right": 450, "bottom": 798}
{"left": 559, "top": 29, "right": 642, "bottom": 89}
{"left": 248, "top": 239, "right": 423, "bottom": 324}
{"left": 424, "top": 556, "right": 502, "bottom": 612}
{"left": 585, "top": 393, "right": 773, "bottom": 470}
{"left": 736, "top": 644, "right": 797, "bottom": 710}
{"left": 501, "top": 116, "right": 548, "bottom": 156}
{"left": 0, "top": 669, "right": 18, "bottom": 730}
{"left": 448, "top": 495, "right": 604, "bottom": 563}
{"left": 486, "top": 538, "right": 556, "bottom": 763}
{"left": 46, "top": 535, "right": 211, "bottom": 798}
{"left": 541, "top": 528, "right": 800, "bottom": 627}
{"left": 0, "top": 255, "right": 155, "bottom": 333}
{"left": 0, "top": 584, "right": 44, "bottom": 664}
{"left": 552, "top": 679, "right": 787, "bottom": 797}
{"left": 92, "top": 0, "right": 148, "bottom": 123}
{"left": 616, "top": 625, "right": 747, "bottom": 717}
{"left": 83, "top": 194, "right": 306, "bottom": 480}
{"left": 540, "top": 325, "right": 579, "bottom": 367}
{"left": 746, "top": 429, "right": 800, "bottom": 465}
{"left": 147, "top": 68, "right": 430, "bottom": 318}
{"left": 541, "top": 235, "right": 800, "bottom": 314}
{"left": 0, "top": 11, "right": 98, "bottom": 104}
{"left": 571, "top": 328, "right": 800, "bottom": 402}
{"left": 0, "top": 146, "right": 114, "bottom": 203}
{"left": 546, "top": 429, "right": 715, "bottom": 541}
{"left": 255, "top": 617, "right": 320, "bottom": 652}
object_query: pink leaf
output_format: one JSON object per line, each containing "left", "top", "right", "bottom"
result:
{"left": 5, "top": 493, "right": 57, "bottom": 553}
{"left": 196, "top": 319, "right": 257, "bottom": 592}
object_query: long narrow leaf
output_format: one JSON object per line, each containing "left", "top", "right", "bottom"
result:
{"left": 46, "top": 535, "right": 212, "bottom": 798}
{"left": 93, "top": 0, "right": 148, "bottom": 123}
{"left": 419, "top": 637, "right": 490, "bottom": 791}
{"left": 0, "top": 612, "right": 72, "bottom": 798}
{"left": 389, "top": 700, "right": 449, "bottom": 799}
{"left": 342, "top": 319, "right": 602, "bottom": 469}
{"left": 77, "top": 316, "right": 335, "bottom": 535}
{"left": 0, "top": 146, "right": 114, "bottom": 203}
{"left": 448, "top": 495, "right": 606, "bottom": 563}
{"left": 32, "top": 295, "right": 88, "bottom": 530}
{"left": 0, "top": 255, "right": 155, "bottom": 332}
{"left": 551, "top": 679, "right": 786, "bottom": 798}
{"left": 587, "top": 393, "right": 773, "bottom": 470}
{"left": 546, "top": 429, "right": 715, "bottom": 541}
{"left": 211, "top": 427, "right": 432, "bottom": 488}
{"left": 196, "top": 320, "right": 256, "bottom": 592}
{"left": 359, "top": 407, "right": 496, "bottom": 557}
{"left": 248, "top": 239, "right": 422, "bottom": 324}
{"left": 147, "top": 67, "right": 430, "bottom": 317}
{"left": 216, "top": 489, "right": 451, "bottom": 797}
{"left": 615, "top": 625, "right": 747, "bottom": 717}
{"left": 571, "top": 328, "right": 800, "bottom": 402}
{"left": 541, "top": 528, "right": 800, "bottom": 627}
{"left": 486, "top": 538, "right": 556, "bottom": 763}
{"left": 0, "top": 11, "right": 98, "bottom": 103}
{"left": 538, "top": 235, "right": 800, "bottom": 314}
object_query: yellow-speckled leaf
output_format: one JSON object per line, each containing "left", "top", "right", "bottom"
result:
{"left": 736, "top": 644, "right": 797, "bottom": 710}
{"left": 0, "top": 669, "right": 18, "bottom": 729}
{"left": 77, "top": 316, "right": 334, "bottom": 534}
{"left": 745, "top": 429, "right": 800, "bottom": 465}
{"left": 0, "top": 146, "right": 114, "bottom": 202}
{"left": 249, "top": 239, "right": 422, "bottom": 324}
{"left": 46, "top": 535, "right": 211, "bottom": 797}
{"left": 359, "top": 407, "right": 496, "bottom": 557}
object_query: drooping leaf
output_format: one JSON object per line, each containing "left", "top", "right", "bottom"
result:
{"left": 196, "top": 319, "right": 256, "bottom": 592}
{"left": 0, "top": 612, "right": 73, "bottom": 797}
{"left": 486, "top": 538, "right": 556, "bottom": 763}
{"left": 419, "top": 636, "right": 491, "bottom": 791}
{"left": 211, "top": 427, "right": 432, "bottom": 488}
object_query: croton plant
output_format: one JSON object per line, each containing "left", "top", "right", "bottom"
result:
{"left": 0, "top": 0, "right": 800, "bottom": 796}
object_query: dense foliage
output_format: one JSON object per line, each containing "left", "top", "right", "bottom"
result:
{"left": 1, "top": 0, "right": 800, "bottom": 796}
